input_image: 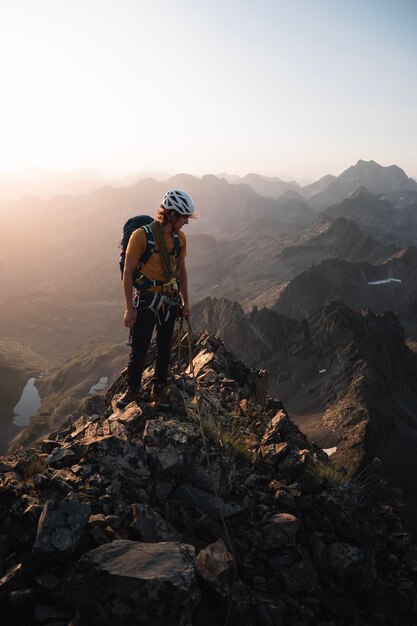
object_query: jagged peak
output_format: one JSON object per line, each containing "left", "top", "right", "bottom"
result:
{"left": 325, "top": 216, "right": 362, "bottom": 234}
{"left": 346, "top": 185, "right": 374, "bottom": 200}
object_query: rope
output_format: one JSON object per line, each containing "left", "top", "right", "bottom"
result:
{"left": 184, "top": 318, "right": 237, "bottom": 626}
{"left": 150, "top": 220, "right": 177, "bottom": 284}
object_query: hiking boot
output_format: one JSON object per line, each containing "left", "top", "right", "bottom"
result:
{"left": 115, "top": 388, "right": 140, "bottom": 410}
{"left": 151, "top": 382, "right": 171, "bottom": 412}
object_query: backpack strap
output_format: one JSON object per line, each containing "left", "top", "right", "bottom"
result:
{"left": 139, "top": 224, "right": 156, "bottom": 269}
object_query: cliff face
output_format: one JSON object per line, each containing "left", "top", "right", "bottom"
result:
{"left": 1, "top": 332, "right": 417, "bottom": 625}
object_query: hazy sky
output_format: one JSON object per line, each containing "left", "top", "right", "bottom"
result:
{"left": 1, "top": 0, "right": 416, "bottom": 180}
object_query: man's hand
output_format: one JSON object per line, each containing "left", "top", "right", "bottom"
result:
{"left": 124, "top": 308, "right": 137, "bottom": 328}
{"left": 183, "top": 303, "right": 190, "bottom": 319}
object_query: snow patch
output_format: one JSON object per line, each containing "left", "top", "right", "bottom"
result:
{"left": 89, "top": 376, "right": 108, "bottom": 394}
{"left": 368, "top": 278, "right": 402, "bottom": 285}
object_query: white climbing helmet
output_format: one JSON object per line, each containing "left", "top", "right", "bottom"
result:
{"left": 162, "top": 189, "right": 195, "bottom": 216}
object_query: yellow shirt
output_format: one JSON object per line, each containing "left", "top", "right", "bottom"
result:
{"left": 126, "top": 227, "right": 186, "bottom": 292}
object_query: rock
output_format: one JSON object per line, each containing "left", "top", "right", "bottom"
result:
{"left": 261, "top": 410, "right": 289, "bottom": 446}
{"left": 34, "top": 603, "right": 68, "bottom": 621}
{"left": 326, "top": 542, "right": 374, "bottom": 592}
{"left": 34, "top": 574, "right": 62, "bottom": 590}
{"left": 260, "top": 514, "right": 300, "bottom": 549}
{"left": 186, "top": 349, "right": 216, "bottom": 378}
{"left": 76, "top": 436, "right": 150, "bottom": 481}
{"left": 130, "top": 504, "right": 181, "bottom": 542}
{"left": 259, "top": 443, "right": 289, "bottom": 466}
{"left": 196, "top": 538, "right": 234, "bottom": 598}
{"left": 144, "top": 418, "right": 190, "bottom": 479}
{"left": 9, "top": 587, "right": 34, "bottom": 607}
{"left": 0, "top": 563, "right": 24, "bottom": 600}
{"left": 174, "top": 484, "right": 242, "bottom": 520}
{"left": 65, "top": 540, "right": 200, "bottom": 626}
{"left": 183, "top": 446, "right": 236, "bottom": 498}
{"left": 279, "top": 550, "right": 318, "bottom": 594}
{"left": 32, "top": 498, "right": 91, "bottom": 560}
{"left": 45, "top": 447, "right": 77, "bottom": 469}
{"left": 108, "top": 403, "right": 144, "bottom": 433}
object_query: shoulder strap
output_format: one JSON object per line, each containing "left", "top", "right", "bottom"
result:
{"left": 139, "top": 224, "right": 156, "bottom": 268}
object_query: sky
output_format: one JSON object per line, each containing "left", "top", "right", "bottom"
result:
{"left": 0, "top": 0, "right": 416, "bottom": 181}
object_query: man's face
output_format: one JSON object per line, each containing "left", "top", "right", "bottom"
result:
{"left": 173, "top": 215, "right": 189, "bottom": 230}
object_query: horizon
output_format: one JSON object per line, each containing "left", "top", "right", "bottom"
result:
{"left": 1, "top": 0, "right": 416, "bottom": 180}
{"left": 0, "top": 158, "right": 416, "bottom": 190}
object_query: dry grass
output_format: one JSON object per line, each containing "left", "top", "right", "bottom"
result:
{"left": 19, "top": 458, "right": 46, "bottom": 481}
{"left": 307, "top": 460, "right": 347, "bottom": 486}
{"left": 217, "top": 420, "right": 252, "bottom": 461}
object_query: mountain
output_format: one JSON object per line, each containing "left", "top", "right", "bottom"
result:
{"left": 274, "top": 216, "right": 396, "bottom": 280}
{"left": 1, "top": 331, "right": 416, "bottom": 625}
{"left": 309, "top": 160, "right": 417, "bottom": 209}
{"left": 0, "top": 168, "right": 173, "bottom": 202}
{"left": 272, "top": 191, "right": 315, "bottom": 229}
{"left": 240, "top": 173, "right": 301, "bottom": 199}
{"left": 319, "top": 187, "right": 417, "bottom": 247}
{"left": 382, "top": 189, "right": 417, "bottom": 209}
{"left": 299, "top": 174, "right": 336, "bottom": 198}
{"left": 274, "top": 246, "right": 417, "bottom": 330}
{"left": 216, "top": 172, "right": 301, "bottom": 200}
{"left": 191, "top": 299, "right": 417, "bottom": 524}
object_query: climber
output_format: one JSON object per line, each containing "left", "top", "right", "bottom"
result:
{"left": 116, "top": 189, "right": 195, "bottom": 411}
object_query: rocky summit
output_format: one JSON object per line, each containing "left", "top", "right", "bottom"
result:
{"left": 1, "top": 332, "right": 417, "bottom": 625}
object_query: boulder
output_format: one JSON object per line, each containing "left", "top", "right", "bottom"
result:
{"left": 183, "top": 446, "right": 236, "bottom": 498}
{"left": 32, "top": 498, "right": 91, "bottom": 560}
{"left": 75, "top": 436, "right": 150, "bottom": 481}
{"left": 65, "top": 540, "right": 200, "bottom": 626}
{"left": 196, "top": 538, "right": 234, "bottom": 598}
{"left": 108, "top": 403, "right": 144, "bottom": 433}
{"left": 130, "top": 504, "right": 181, "bottom": 542}
{"left": 261, "top": 410, "right": 289, "bottom": 446}
{"left": 174, "top": 484, "right": 242, "bottom": 520}
{"left": 259, "top": 442, "right": 288, "bottom": 466}
{"left": 144, "top": 418, "right": 190, "bottom": 479}
{"left": 260, "top": 514, "right": 300, "bottom": 550}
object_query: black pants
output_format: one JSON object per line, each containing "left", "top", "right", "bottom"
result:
{"left": 127, "top": 303, "right": 178, "bottom": 392}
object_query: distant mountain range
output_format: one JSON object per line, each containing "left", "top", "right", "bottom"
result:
{"left": 1, "top": 159, "right": 417, "bottom": 359}
{"left": 218, "top": 160, "right": 417, "bottom": 211}
{"left": 0, "top": 168, "right": 172, "bottom": 202}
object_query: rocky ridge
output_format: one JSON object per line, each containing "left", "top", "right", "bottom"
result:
{"left": 191, "top": 299, "right": 417, "bottom": 521}
{"left": 1, "top": 332, "right": 417, "bottom": 625}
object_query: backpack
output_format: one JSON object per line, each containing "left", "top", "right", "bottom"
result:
{"left": 119, "top": 215, "right": 153, "bottom": 277}
{"left": 119, "top": 215, "right": 181, "bottom": 289}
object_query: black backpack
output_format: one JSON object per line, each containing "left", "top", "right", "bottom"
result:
{"left": 119, "top": 216, "right": 181, "bottom": 289}
{"left": 119, "top": 215, "right": 153, "bottom": 277}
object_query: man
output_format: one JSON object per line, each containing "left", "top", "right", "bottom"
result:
{"left": 116, "top": 189, "right": 195, "bottom": 410}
